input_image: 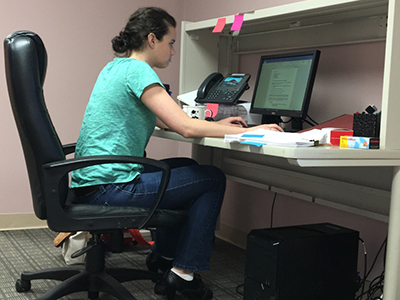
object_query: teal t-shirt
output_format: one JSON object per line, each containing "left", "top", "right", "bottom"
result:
{"left": 70, "top": 57, "right": 162, "bottom": 188}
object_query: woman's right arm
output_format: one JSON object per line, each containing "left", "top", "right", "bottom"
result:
{"left": 141, "top": 84, "right": 283, "bottom": 138}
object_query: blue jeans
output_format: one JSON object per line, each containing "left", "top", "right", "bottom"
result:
{"left": 76, "top": 158, "right": 226, "bottom": 271}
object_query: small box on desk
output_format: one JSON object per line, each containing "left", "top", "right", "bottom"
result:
{"left": 353, "top": 113, "right": 380, "bottom": 137}
{"left": 340, "top": 136, "right": 380, "bottom": 149}
{"left": 330, "top": 129, "right": 353, "bottom": 146}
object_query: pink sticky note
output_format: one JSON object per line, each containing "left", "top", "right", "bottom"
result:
{"left": 206, "top": 103, "right": 219, "bottom": 118}
{"left": 231, "top": 14, "right": 244, "bottom": 31}
{"left": 212, "top": 18, "right": 226, "bottom": 33}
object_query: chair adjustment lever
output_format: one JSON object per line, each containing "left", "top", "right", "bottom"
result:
{"left": 71, "top": 243, "right": 96, "bottom": 258}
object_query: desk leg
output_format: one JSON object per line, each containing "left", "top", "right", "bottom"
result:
{"left": 384, "top": 166, "right": 400, "bottom": 299}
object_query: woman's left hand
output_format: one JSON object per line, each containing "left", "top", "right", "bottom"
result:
{"left": 215, "top": 116, "right": 248, "bottom": 127}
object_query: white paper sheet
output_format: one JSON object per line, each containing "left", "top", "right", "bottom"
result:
{"left": 224, "top": 129, "right": 328, "bottom": 147}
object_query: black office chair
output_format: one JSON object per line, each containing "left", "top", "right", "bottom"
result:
{"left": 4, "top": 30, "right": 187, "bottom": 300}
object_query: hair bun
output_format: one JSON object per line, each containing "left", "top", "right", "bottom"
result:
{"left": 112, "top": 33, "right": 128, "bottom": 53}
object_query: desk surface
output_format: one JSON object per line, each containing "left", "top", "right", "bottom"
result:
{"left": 153, "top": 129, "right": 400, "bottom": 167}
{"left": 153, "top": 126, "right": 400, "bottom": 299}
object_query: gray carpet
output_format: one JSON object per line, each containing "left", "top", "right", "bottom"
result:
{"left": 0, "top": 228, "right": 245, "bottom": 299}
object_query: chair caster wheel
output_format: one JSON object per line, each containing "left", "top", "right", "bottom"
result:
{"left": 16, "top": 279, "right": 31, "bottom": 292}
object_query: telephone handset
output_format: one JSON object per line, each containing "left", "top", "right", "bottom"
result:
{"left": 195, "top": 72, "right": 251, "bottom": 105}
{"left": 196, "top": 72, "right": 224, "bottom": 101}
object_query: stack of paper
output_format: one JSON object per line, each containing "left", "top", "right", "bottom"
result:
{"left": 224, "top": 129, "right": 328, "bottom": 147}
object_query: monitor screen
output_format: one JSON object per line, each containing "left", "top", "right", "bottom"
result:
{"left": 250, "top": 50, "right": 320, "bottom": 120}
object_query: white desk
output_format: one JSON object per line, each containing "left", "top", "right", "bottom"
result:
{"left": 176, "top": 0, "right": 400, "bottom": 297}
{"left": 153, "top": 129, "right": 400, "bottom": 299}
{"left": 154, "top": 129, "right": 400, "bottom": 167}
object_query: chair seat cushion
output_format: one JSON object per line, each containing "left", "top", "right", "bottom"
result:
{"left": 64, "top": 204, "right": 188, "bottom": 229}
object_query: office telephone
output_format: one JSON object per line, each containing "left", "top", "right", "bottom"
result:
{"left": 195, "top": 72, "right": 251, "bottom": 104}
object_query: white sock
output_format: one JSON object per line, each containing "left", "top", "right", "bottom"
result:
{"left": 171, "top": 268, "right": 194, "bottom": 281}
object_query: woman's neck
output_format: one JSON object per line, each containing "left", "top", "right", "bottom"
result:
{"left": 129, "top": 51, "right": 153, "bottom": 68}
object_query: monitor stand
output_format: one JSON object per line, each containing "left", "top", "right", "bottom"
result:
{"left": 290, "top": 117, "right": 303, "bottom": 131}
{"left": 261, "top": 115, "right": 303, "bottom": 131}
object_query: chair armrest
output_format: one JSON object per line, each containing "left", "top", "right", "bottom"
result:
{"left": 42, "top": 155, "right": 171, "bottom": 232}
{"left": 62, "top": 143, "right": 76, "bottom": 155}
{"left": 44, "top": 155, "right": 169, "bottom": 174}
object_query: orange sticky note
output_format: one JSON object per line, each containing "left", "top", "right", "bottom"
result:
{"left": 212, "top": 18, "right": 226, "bottom": 33}
{"left": 231, "top": 14, "right": 244, "bottom": 31}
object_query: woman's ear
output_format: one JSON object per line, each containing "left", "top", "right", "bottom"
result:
{"left": 147, "top": 32, "right": 157, "bottom": 49}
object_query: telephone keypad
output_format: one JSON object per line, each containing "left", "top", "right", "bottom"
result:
{"left": 207, "top": 90, "right": 221, "bottom": 100}
{"left": 207, "top": 90, "right": 239, "bottom": 102}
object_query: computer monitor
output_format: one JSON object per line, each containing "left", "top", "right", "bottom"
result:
{"left": 250, "top": 50, "right": 320, "bottom": 130}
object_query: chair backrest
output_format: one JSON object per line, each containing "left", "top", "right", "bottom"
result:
{"left": 4, "top": 31, "right": 68, "bottom": 220}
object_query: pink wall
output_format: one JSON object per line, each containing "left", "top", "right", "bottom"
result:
{"left": 0, "top": 0, "right": 182, "bottom": 214}
{"left": 182, "top": 0, "right": 302, "bottom": 21}
{"left": 0, "top": 0, "right": 387, "bottom": 280}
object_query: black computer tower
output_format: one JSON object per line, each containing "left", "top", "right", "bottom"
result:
{"left": 244, "top": 223, "right": 359, "bottom": 300}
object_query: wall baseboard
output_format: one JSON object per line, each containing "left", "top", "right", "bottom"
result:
{"left": 215, "top": 223, "right": 248, "bottom": 250}
{"left": 0, "top": 213, "right": 47, "bottom": 231}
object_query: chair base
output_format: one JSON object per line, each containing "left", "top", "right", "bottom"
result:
{"left": 16, "top": 237, "right": 162, "bottom": 299}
